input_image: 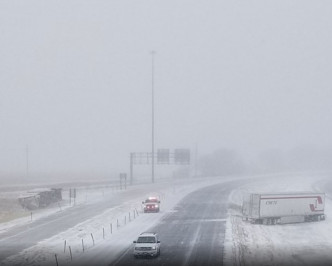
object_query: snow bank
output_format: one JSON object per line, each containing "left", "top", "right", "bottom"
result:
{"left": 224, "top": 173, "right": 332, "bottom": 266}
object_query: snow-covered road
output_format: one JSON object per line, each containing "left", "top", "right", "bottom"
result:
{"left": 1, "top": 173, "right": 331, "bottom": 266}
{"left": 109, "top": 180, "right": 244, "bottom": 266}
{"left": 0, "top": 176, "right": 228, "bottom": 266}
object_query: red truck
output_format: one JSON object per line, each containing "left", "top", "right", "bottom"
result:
{"left": 142, "top": 196, "right": 160, "bottom": 213}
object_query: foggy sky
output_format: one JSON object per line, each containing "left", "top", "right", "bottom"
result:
{"left": 0, "top": 1, "right": 332, "bottom": 177}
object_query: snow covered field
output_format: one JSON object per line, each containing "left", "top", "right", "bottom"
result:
{"left": 1, "top": 173, "right": 331, "bottom": 266}
{"left": 225, "top": 173, "right": 332, "bottom": 266}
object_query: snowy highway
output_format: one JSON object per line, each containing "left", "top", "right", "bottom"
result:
{"left": 1, "top": 1, "right": 332, "bottom": 265}
{"left": 110, "top": 181, "right": 239, "bottom": 266}
{"left": 0, "top": 180, "right": 194, "bottom": 263}
{"left": 0, "top": 193, "right": 124, "bottom": 261}
{"left": 2, "top": 174, "right": 332, "bottom": 266}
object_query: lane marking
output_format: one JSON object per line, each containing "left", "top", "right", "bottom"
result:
{"left": 175, "top": 218, "right": 226, "bottom": 224}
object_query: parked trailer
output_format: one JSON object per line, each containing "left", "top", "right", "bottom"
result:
{"left": 242, "top": 192, "right": 325, "bottom": 225}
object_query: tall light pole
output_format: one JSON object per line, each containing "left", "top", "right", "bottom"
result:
{"left": 26, "top": 144, "right": 29, "bottom": 179}
{"left": 151, "top": 51, "right": 156, "bottom": 183}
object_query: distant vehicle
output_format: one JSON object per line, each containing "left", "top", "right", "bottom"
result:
{"left": 143, "top": 196, "right": 160, "bottom": 203}
{"left": 18, "top": 188, "right": 62, "bottom": 210}
{"left": 133, "top": 232, "right": 161, "bottom": 257}
{"left": 242, "top": 192, "right": 325, "bottom": 225}
{"left": 142, "top": 196, "right": 160, "bottom": 213}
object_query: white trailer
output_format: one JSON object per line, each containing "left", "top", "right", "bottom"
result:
{"left": 242, "top": 192, "right": 325, "bottom": 224}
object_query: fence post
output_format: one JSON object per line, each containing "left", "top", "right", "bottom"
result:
{"left": 55, "top": 254, "right": 59, "bottom": 266}
{"left": 82, "top": 239, "right": 85, "bottom": 252}
{"left": 91, "top": 233, "right": 95, "bottom": 246}
{"left": 64, "top": 240, "right": 66, "bottom": 253}
{"left": 69, "top": 246, "right": 73, "bottom": 261}
{"left": 110, "top": 223, "right": 112, "bottom": 234}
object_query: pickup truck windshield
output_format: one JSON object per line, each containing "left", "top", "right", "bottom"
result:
{"left": 137, "top": 237, "right": 156, "bottom": 243}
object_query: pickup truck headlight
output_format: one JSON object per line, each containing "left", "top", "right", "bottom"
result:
{"left": 151, "top": 246, "right": 156, "bottom": 250}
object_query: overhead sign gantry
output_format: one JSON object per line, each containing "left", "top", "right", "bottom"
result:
{"left": 129, "top": 148, "right": 190, "bottom": 184}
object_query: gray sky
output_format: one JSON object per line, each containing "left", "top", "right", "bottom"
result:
{"left": 0, "top": 0, "right": 332, "bottom": 176}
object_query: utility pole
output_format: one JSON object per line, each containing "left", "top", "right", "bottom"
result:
{"left": 26, "top": 145, "right": 29, "bottom": 179}
{"left": 194, "top": 143, "right": 198, "bottom": 177}
{"left": 130, "top": 153, "right": 134, "bottom": 185}
{"left": 151, "top": 51, "right": 156, "bottom": 183}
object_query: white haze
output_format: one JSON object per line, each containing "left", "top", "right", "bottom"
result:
{"left": 0, "top": 0, "right": 332, "bottom": 181}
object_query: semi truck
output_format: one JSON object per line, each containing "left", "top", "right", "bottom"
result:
{"left": 242, "top": 192, "right": 325, "bottom": 225}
